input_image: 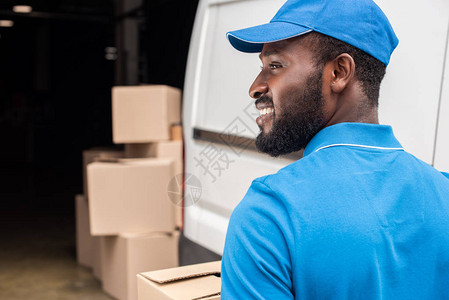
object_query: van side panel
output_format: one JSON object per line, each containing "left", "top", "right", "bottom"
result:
{"left": 376, "top": 0, "right": 449, "bottom": 165}
{"left": 434, "top": 24, "right": 449, "bottom": 172}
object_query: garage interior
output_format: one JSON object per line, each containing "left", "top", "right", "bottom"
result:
{"left": 0, "top": 1, "right": 220, "bottom": 299}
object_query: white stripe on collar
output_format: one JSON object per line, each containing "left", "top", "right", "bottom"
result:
{"left": 314, "top": 143, "right": 405, "bottom": 153}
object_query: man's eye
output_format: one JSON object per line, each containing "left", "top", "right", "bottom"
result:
{"left": 260, "top": 64, "right": 283, "bottom": 70}
{"left": 269, "top": 64, "right": 282, "bottom": 69}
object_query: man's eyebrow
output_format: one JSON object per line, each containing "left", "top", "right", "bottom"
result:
{"left": 259, "top": 49, "right": 280, "bottom": 59}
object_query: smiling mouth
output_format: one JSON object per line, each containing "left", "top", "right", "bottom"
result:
{"left": 258, "top": 107, "right": 274, "bottom": 117}
{"left": 255, "top": 96, "right": 275, "bottom": 126}
{"left": 256, "top": 106, "right": 274, "bottom": 128}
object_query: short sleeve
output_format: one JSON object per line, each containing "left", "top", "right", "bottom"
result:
{"left": 221, "top": 180, "right": 294, "bottom": 299}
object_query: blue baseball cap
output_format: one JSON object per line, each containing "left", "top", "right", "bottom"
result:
{"left": 227, "top": 0, "right": 399, "bottom": 66}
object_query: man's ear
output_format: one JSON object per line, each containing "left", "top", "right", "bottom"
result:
{"left": 329, "top": 53, "right": 355, "bottom": 94}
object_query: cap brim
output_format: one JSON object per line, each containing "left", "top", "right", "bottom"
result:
{"left": 227, "top": 21, "right": 312, "bottom": 53}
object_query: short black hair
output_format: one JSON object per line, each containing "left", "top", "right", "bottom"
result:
{"left": 303, "top": 32, "right": 386, "bottom": 107}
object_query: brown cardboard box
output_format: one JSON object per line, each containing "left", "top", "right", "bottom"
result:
{"left": 155, "top": 141, "right": 183, "bottom": 175}
{"left": 87, "top": 158, "right": 177, "bottom": 235}
{"left": 101, "top": 231, "right": 180, "bottom": 300}
{"left": 124, "top": 141, "right": 183, "bottom": 174}
{"left": 137, "top": 261, "right": 221, "bottom": 300}
{"left": 75, "top": 194, "right": 94, "bottom": 267}
{"left": 154, "top": 141, "right": 183, "bottom": 228}
{"left": 92, "top": 237, "right": 103, "bottom": 280}
{"left": 124, "top": 143, "right": 157, "bottom": 158}
{"left": 171, "top": 124, "right": 183, "bottom": 141}
{"left": 82, "top": 148, "right": 124, "bottom": 196}
{"left": 75, "top": 194, "right": 103, "bottom": 280}
{"left": 112, "top": 85, "right": 181, "bottom": 143}
{"left": 121, "top": 141, "right": 184, "bottom": 228}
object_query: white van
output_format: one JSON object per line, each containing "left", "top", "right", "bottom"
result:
{"left": 182, "top": 0, "right": 449, "bottom": 256}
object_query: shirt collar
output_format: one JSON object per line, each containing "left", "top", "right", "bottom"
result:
{"left": 303, "top": 122, "right": 404, "bottom": 157}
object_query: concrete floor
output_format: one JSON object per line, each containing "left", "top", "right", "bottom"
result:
{"left": 0, "top": 165, "right": 221, "bottom": 300}
{"left": 0, "top": 211, "right": 113, "bottom": 300}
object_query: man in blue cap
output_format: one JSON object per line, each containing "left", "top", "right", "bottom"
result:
{"left": 221, "top": 0, "right": 449, "bottom": 298}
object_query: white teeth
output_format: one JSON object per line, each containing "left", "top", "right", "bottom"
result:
{"left": 259, "top": 107, "right": 274, "bottom": 117}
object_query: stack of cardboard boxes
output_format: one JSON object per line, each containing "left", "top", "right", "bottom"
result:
{"left": 75, "top": 85, "right": 184, "bottom": 300}
{"left": 76, "top": 148, "right": 125, "bottom": 279}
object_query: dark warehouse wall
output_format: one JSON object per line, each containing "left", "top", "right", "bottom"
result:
{"left": 0, "top": 0, "right": 198, "bottom": 214}
{"left": 0, "top": 17, "right": 115, "bottom": 213}
{"left": 141, "top": 0, "right": 199, "bottom": 89}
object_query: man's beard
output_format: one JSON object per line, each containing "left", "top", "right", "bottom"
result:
{"left": 255, "top": 70, "right": 326, "bottom": 157}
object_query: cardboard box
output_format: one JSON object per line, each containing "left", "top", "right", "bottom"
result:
{"left": 124, "top": 141, "right": 183, "bottom": 174}
{"left": 124, "top": 143, "right": 157, "bottom": 159}
{"left": 112, "top": 85, "right": 181, "bottom": 143}
{"left": 171, "top": 124, "right": 183, "bottom": 141}
{"left": 87, "top": 158, "right": 177, "bottom": 235}
{"left": 137, "top": 261, "right": 221, "bottom": 300}
{"left": 83, "top": 148, "right": 124, "bottom": 196}
{"left": 75, "top": 194, "right": 94, "bottom": 268}
{"left": 122, "top": 141, "right": 184, "bottom": 228}
{"left": 75, "top": 194, "right": 103, "bottom": 280}
{"left": 101, "top": 231, "right": 180, "bottom": 300}
{"left": 155, "top": 141, "right": 183, "bottom": 228}
{"left": 92, "top": 236, "right": 103, "bottom": 280}
{"left": 156, "top": 141, "right": 183, "bottom": 175}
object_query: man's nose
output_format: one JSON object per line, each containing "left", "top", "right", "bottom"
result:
{"left": 249, "top": 74, "right": 268, "bottom": 99}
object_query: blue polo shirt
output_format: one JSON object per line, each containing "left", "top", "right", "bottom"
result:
{"left": 221, "top": 123, "right": 449, "bottom": 299}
